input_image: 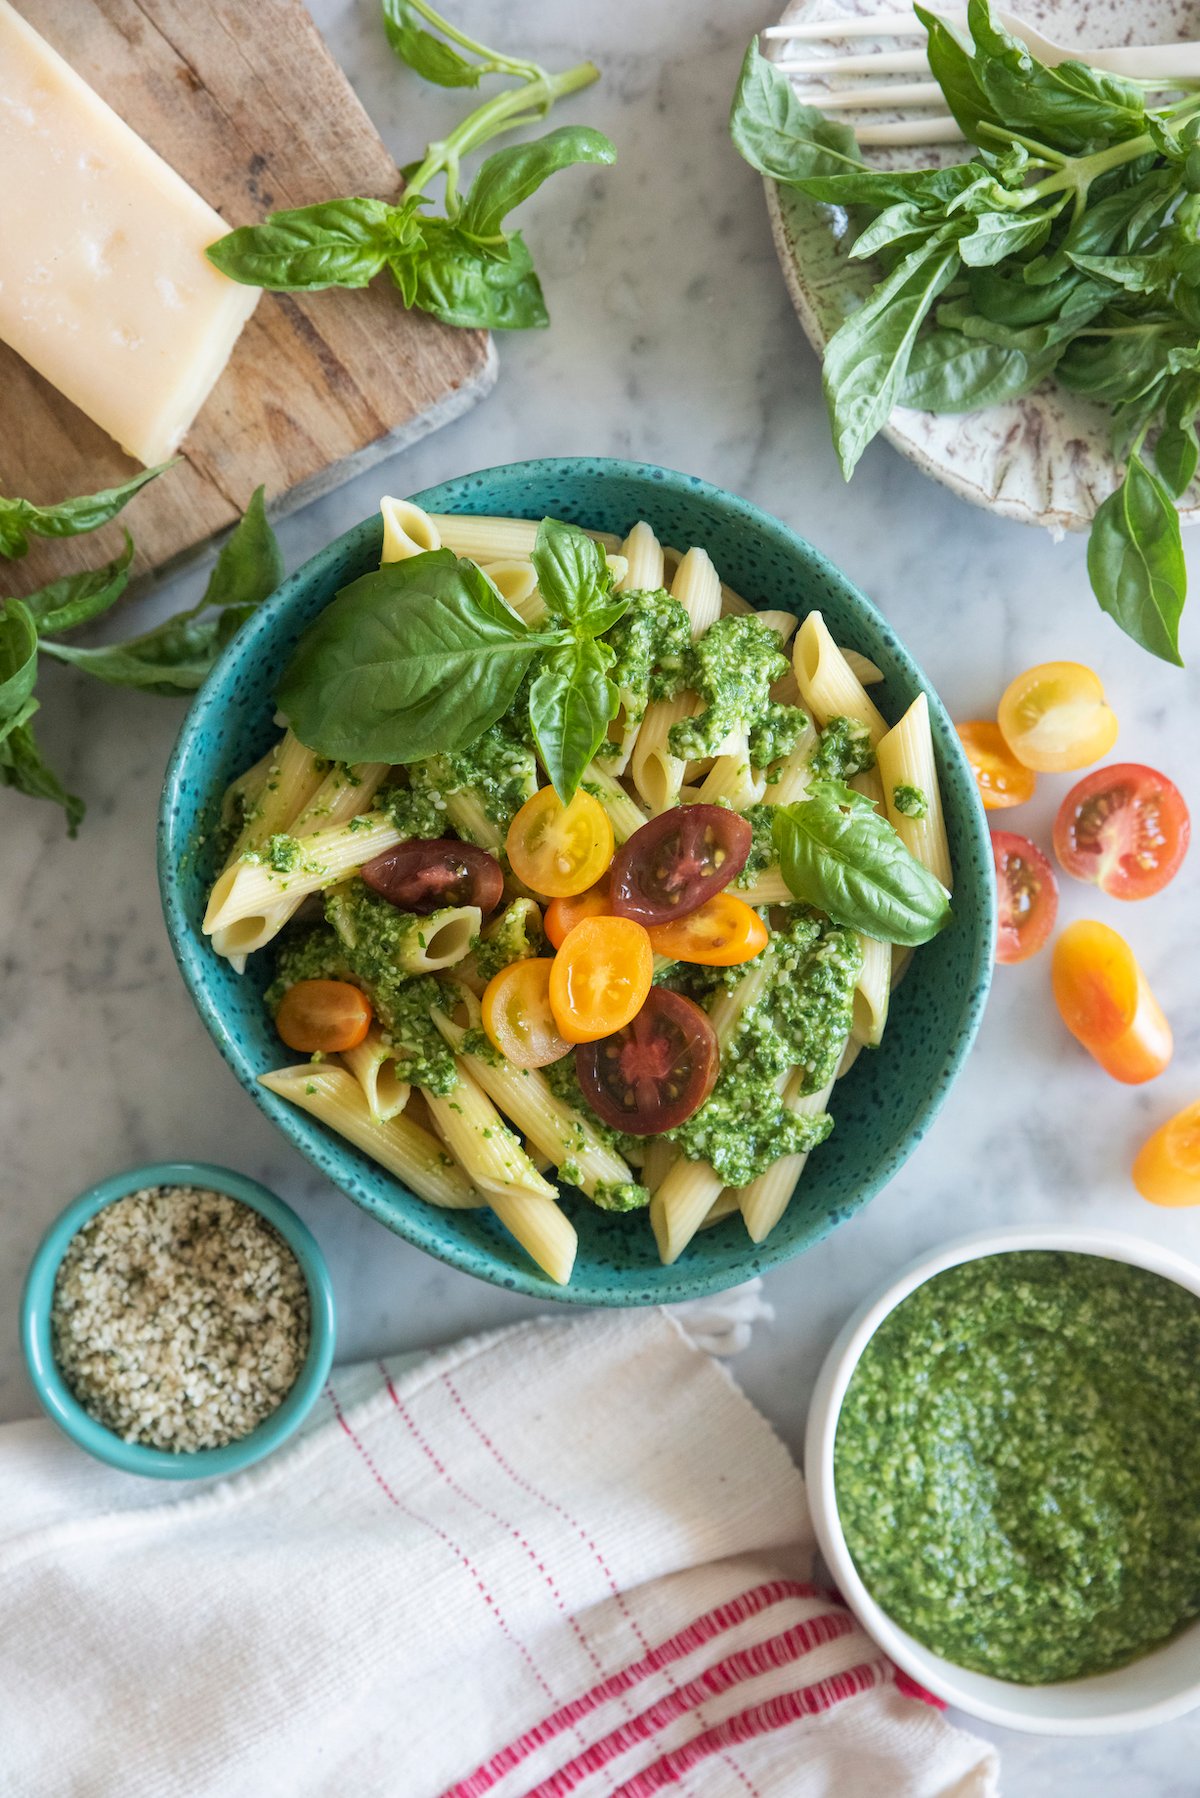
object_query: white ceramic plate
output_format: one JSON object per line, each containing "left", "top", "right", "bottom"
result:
{"left": 764, "top": 0, "right": 1200, "bottom": 534}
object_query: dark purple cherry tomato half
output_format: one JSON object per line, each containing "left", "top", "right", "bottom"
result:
{"left": 361, "top": 838, "right": 504, "bottom": 915}
{"left": 610, "top": 804, "right": 752, "bottom": 926}
{"left": 575, "top": 987, "right": 719, "bottom": 1135}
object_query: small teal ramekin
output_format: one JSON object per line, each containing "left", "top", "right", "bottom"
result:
{"left": 21, "top": 1160, "right": 336, "bottom": 1480}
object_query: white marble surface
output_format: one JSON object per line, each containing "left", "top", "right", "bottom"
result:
{"left": 4, "top": 0, "right": 1200, "bottom": 1787}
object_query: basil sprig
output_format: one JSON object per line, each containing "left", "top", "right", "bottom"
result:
{"left": 772, "top": 782, "right": 952, "bottom": 946}
{"left": 730, "top": 0, "right": 1200, "bottom": 661}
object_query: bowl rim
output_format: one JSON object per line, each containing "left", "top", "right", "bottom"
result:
{"left": 804, "top": 1224, "right": 1200, "bottom": 1734}
{"left": 21, "top": 1159, "right": 336, "bottom": 1481}
{"left": 158, "top": 454, "right": 995, "bottom": 1304}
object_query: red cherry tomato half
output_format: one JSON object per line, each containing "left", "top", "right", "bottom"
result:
{"left": 1053, "top": 763, "right": 1190, "bottom": 901}
{"left": 610, "top": 804, "right": 752, "bottom": 926}
{"left": 992, "top": 830, "right": 1059, "bottom": 964}
{"left": 575, "top": 987, "right": 719, "bottom": 1135}
{"left": 361, "top": 838, "right": 504, "bottom": 915}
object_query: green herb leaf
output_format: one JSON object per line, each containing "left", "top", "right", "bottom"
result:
{"left": 914, "top": 5, "right": 1002, "bottom": 144}
{"left": 773, "top": 781, "right": 952, "bottom": 946}
{"left": 459, "top": 126, "right": 616, "bottom": 242}
{"left": 1155, "top": 422, "right": 1199, "bottom": 498}
{"left": 203, "top": 486, "right": 284, "bottom": 618}
{"left": 1087, "top": 454, "right": 1187, "bottom": 664}
{"left": 413, "top": 226, "right": 548, "bottom": 328}
{"left": 207, "top": 199, "right": 393, "bottom": 290}
{"left": 0, "top": 707, "right": 83, "bottom": 835}
{"left": 0, "top": 599, "right": 39, "bottom": 720}
{"left": 529, "top": 638, "right": 618, "bottom": 804}
{"left": 25, "top": 534, "right": 135, "bottom": 634}
{"left": 729, "top": 39, "right": 863, "bottom": 184}
{"left": 966, "top": 0, "right": 1145, "bottom": 154}
{"left": 899, "top": 328, "right": 1062, "bottom": 411}
{"left": 381, "top": 0, "right": 481, "bottom": 86}
{"left": 530, "top": 517, "right": 624, "bottom": 630}
{"left": 956, "top": 207, "right": 1056, "bottom": 267}
{"left": 0, "top": 465, "right": 169, "bottom": 560}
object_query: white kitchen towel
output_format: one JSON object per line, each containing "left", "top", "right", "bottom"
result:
{"left": 0, "top": 1308, "right": 999, "bottom": 1798}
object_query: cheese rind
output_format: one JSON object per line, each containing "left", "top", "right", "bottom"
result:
{"left": 0, "top": 0, "right": 259, "bottom": 466}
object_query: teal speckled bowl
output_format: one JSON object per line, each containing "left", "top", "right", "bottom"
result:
{"left": 158, "top": 460, "right": 994, "bottom": 1306}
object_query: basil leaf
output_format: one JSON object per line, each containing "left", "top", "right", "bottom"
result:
{"left": 25, "top": 534, "right": 135, "bottom": 634}
{"left": 796, "top": 161, "right": 986, "bottom": 211}
{"left": 966, "top": 0, "right": 1145, "bottom": 153}
{"left": 531, "top": 518, "right": 614, "bottom": 628}
{"left": 1088, "top": 455, "right": 1187, "bottom": 665}
{"left": 0, "top": 599, "right": 39, "bottom": 719}
{"left": 206, "top": 199, "right": 393, "bottom": 290}
{"left": 0, "top": 465, "right": 168, "bottom": 560}
{"left": 413, "top": 227, "right": 548, "bottom": 329}
{"left": 529, "top": 639, "right": 618, "bottom": 805}
{"left": 956, "top": 207, "right": 1056, "bottom": 267}
{"left": 0, "top": 705, "right": 83, "bottom": 835}
{"left": 381, "top": 0, "right": 481, "bottom": 86}
{"left": 203, "top": 485, "right": 283, "bottom": 619}
{"left": 849, "top": 203, "right": 939, "bottom": 265}
{"left": 43, "top": 616, "right": 229, "bottom": 693}
{"left": 278, "top": 549, "right": 564, "bottom": 762}
{"left": 730, "top": 40, "right": 863, "bottom": 184}
{"left": 1155, "top": 423, "right": 1199, "bottom": 498}
{"left": 773, "top": 782, "right": 952, "bottom": 946}
{"left": 914, "top": 5, "right": 1002, "bottom": 144}
{"left": 899, "top": 328, "right": 1062, "bottom": 411}
{"left": 1056, "top": 328, "right": 1172, "bottom": 407}
{"left": 459, "top": 126, "right": 616, "bottom": 242}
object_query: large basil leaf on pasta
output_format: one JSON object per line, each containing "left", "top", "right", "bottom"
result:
{"left": 531, "top": 517, "right": 628, "bottom": 633}
{"left": 773, "top": 781, "right": 952, "bottom": 945}
{"left": 529, "top": 637, "right": 619, "bottom": 804}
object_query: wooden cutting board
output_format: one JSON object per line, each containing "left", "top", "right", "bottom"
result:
{"left": 2, "top": 0, "right": 495, "bottom": 597}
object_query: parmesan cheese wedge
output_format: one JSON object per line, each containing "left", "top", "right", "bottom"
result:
{"left": 0, "top": 0, "right": 259, "bottom": 467}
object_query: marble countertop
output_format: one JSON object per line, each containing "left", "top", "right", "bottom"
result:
{"left": 5, "top": 0, "right": 1200, "bottom": 1787}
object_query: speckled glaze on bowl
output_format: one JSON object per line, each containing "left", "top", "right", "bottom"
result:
{"left": 158, "top": 459, "right": 994, "bottom": 1306}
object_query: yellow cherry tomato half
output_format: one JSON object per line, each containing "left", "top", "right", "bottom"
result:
{"left": 647, "top": 893, "right": 769, "bottom": 967}
{"left": 1133, "top": 1100, "right": 1200, "bottom": 1207}
{"left": 481, "top": 958, "right": 571, "bottom": 1069}
{"left": 275, "top": 979, "right": 372, "bottom": 1054}
{"left": 997, "top": 661, "right": 1119, "bottom": 773}
{"left": 544, "top": 876, "right": 612, "bottom": 949}
{"left": 956, "top": 720, "right": 1037, "bottom": 810}
{"left": 506, "top": 787, "right": 614, "bottom": 899}
{"left": 548, "top": 915, "right": 654, "bottom": 1044}
{"left": 1051, "top": 919, "right": 1172, "bottom": 1085}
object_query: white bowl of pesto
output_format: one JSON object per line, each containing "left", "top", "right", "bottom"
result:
{"left": 806, "top": 1227, "right": 1200, "bottom": 1734}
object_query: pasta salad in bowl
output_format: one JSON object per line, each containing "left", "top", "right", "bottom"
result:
{"left": 160, "top": 459, "right": 994, "bottom": 1302}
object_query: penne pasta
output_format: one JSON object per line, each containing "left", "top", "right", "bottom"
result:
{"left": 877, "top": 693, "right": 953, "bottom": 894}
{"left": 738, "top": 1073, "right": 836, "bottom": 1245}
{"left": 204, "top": 810, "right": 404, "bottom": 935}
{"left": 618, "top": 520, "right": 665, "bottom": 592}
{"left": 429, "top": 513, "right": 622, "bottom": 563}
{"left": 340, "top": 1026, "right": 412, "bottom": 1124}
{"left": 424, "top": 1062, "right": 559, "bottom": 1205}
{"left": 380, "top": 497, "right": 440, "bottom": 563}
{"left": 793, "top": 612, "right": 888, "bottom": 742}
{"left": 853, "top": 934, "right": 891, "bottom": 1048}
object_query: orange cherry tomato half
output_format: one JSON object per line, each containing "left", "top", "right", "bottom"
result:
{"left": 997, "top": 661, "right": 1119, "bottom": 773}
{"left": 481, "top": 958, "right": 571, "bottom": 1069}
{"left": 956, "top": 720, "right": 1037, "bottom": 811}
{"left": 506, "top": 787, "right": 614, "bottom": 899}
{"left": 992, "top": 830, "right": 1058, "bottom": 964}
{"left": 548, "top": 915, "right": 654, "bottom": 1044}
{"left": 1051, "top": 919, "right": 1172, "bottom": 1084}
{"left": 1133, "top": 1099, "right": 1200, "bottom": 1207}
{"left": 647, "top": 893, "right": 769, "bottom": 966}
{"left": 1053, "top": 763, "right": 1190, "bottom": 900}
{"left": 275, "top": 979, "right": 372, "bottom": 1054}
{"left": 544, "top": 876, "right": 612, "bottom": 950}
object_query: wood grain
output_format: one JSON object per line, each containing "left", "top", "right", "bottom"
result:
{"left": 2, "top": 0, "right": 495, "bottom": 596}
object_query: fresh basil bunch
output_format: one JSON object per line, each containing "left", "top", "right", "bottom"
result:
{"left": 731, "top": 0, "right": 1200, "bottom": 663}
{"left": 207, "top": 1, "right": 615, "bottom": 332}
{"left": 772, "top": 782, "right": 952, "bottom": 945}
{"left": 0, "top": 478, "right": 282, "bottom": 833}
{"left": 279, "top": 519, "right": 627, "bottom": 806}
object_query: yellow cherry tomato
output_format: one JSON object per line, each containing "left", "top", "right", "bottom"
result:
{"left": 1133, "top": 1100, "right": 1200, "bottom": 1207}
{"left": 548, "top": 915, "right": 654, "bottom": 1044}
{"left": 956, "top": 720, "right": 1037, "bottom": 810}
{"left": 997, "top": 662, "right": 1119, "bottom": 773}
{"left": 647, "top": 893, "right": 769, "bottom": 966}
{"left": 506, "top": 787, "right": 614, "bottom": 899}
{"left": 275, "top": 979, "right": 372, "bottom": 1054}
{"left": 1051, "top": 920, "right": 1172, "bottom": 1085}
{"left": 481, "top": 958, "right": 571, "bottom": 1069}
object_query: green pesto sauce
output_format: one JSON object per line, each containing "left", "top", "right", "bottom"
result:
{"left": 474, "top": 902, "right": 544, "bottom": 985}
{"left": 893, "top": 782, "right": 929, "bottom": 819}
{"left": 811, "top": 715, "right": 876, "bottom": 784}
{"left": 605, "top": 588, "right": 690, "bottom": 708}
{"left": 378, "top": 781, "right": 446, "bottom": 841}
{"left": 409, "top": 706, "right": 537, "bottom": 839}
{"left": 667, "top": 616, "right": 805, "bottom": 768}
{"left": 735, "top": 803, "right": 778, "bottom": 889}
{"left": 265, "top": 832, "right": 302, "bottom": 874}
{"left": 835, "top": 1252, "right": 1200, "bottom": 1685}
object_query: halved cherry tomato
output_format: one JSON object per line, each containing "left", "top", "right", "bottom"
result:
{"left": 544, "top": 876, "right": 612, "bottom": 949}
{"left": 647, "top": 893, "right": 768, "bottom": 966}
{"left": 1053, "top": 763, "right": 1190, "bottom": 900}
{"left": 1133, "top": 1100, "right": 1200, "bottom": 1206}
{"left": 997, "top": 661, "right": 1118, "bottom": 773}
{"left": 481, "top": 958, "right": 570, "bottom": 1069}
{"left": 1052, "top": 919, "right": 1172, "bottom": 1084}
{"left": 362, "top": 838, "right": 503, "bottom": 914}
{"left": 506, "top": 788, "right": 613, "bottom": 899}
{"left": 992, "top": 831, "right": 1058, "bottom": 964}
{"left": 548, "top": 915, "right": 654, "bottom": 1044}
{"left": 956, "top": 720, "right": 1037, "bottom": 810}
{"left": 611, "top": 804, "right": 752, "bottom": 926}
{"left": 576, "top": 988, "right": 719, "bottom": 1134}
{"left": 276, "top": 979, "right": 372, "bottom": 1053}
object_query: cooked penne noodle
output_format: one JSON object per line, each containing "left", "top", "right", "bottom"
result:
{"left": 340, "top": 1026, "right": 412, "bottom": 1123}
{"left": 618, "top": 520, "right": 665, "bottom": 592}
{"left": 641, "top": 1137, "right": 679, "bottom": 1193}
{"left": 738, "top": 1073, "right": 836, "bottom": 1245}
{"left": 650, "top": 1156, "right": 725, "bottom": 1265}
{"left": 877, "top": 693, "right": 953, "bottom": 893}
{"left": 219, "top": 745, "right": 274, "bottom": 833}
{"left": 700, "top": 1188, "right": 742, "bottom": 1230}
{"left": 481, "top": 559, "right": 544, "bottom": 622}
{"left": 204, "top": 810, "right": 404, "bottom": 935}
{"left": 768, "top": 718, "right": 820, "bottom": 804}
{"left": 582, "top": 763, "right": 649, "bottom": 843}
{"left": 697, "top": 736, "right": 767, "bottom": 811}
{"left": 380, "top": 497, "right": 440, "bottom": 563}
{"left": 219, "top": 730, "right": 328, "bottom": 873}
{"left": 737, "top": 866, "right": 793, "bottom": 905}
{"left": 631, "top": 690, "right": 694, "bottom": 815}
{"left": 853, "top": 933, "right": 891, "bottom": 1048}
{"left": 331, "top": 901, "right": 479, "bottom": 975}
{"left": 424, "top": 1062, "right": 559, "bottom": 1205}
{"left": 842, "top": 647, "right": 885, "bottom": 686}
{"left": 755, "top": 608, "right": 798, "bottom": 647}
{"left": 483, "top": 1187, "right": 578, "bottom": 1286}
{"left": 429, "top": 514, "right": 621, "bottom": 562}
{"left": 671, "top": 545, "right": 722, "bottom": 634}
{"left": 793, "top": 612, "right": 888, "bottom": 742}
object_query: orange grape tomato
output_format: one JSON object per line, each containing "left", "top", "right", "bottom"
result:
{"left": 992, "top": 830, "right": 1058, "bottom": 964}
{"left": 1051, "top": 920, "right": 1172, "bottom": 1084}
{"left": 1133, "top": 1100, "right": 1200, "bottom": 1206}
{"left": 275, "top": 980, "right": 372, "bottom": 1054}
{"left": 548, "top": 915, "right": 654, "bottom": 1044}
{"left": 544, "top": 876, "right": 612, "bottom": 949}
{"left": 647, "top": 893, "right": 769, "bottom": 966}
{"left": 506, "top": 787, "right": 614, "bottom": 899}
{"left": 997, "top": 661, "right": 1119, "bottom": 773}
{"left": 481, "top": 958, "right": 571, "bottom": 1069}
{"left": 956, "top": 720, "right": 1037, "bottom": 810}
{"left": 1053, "top": 763, "right": 1190, "bottom": 900}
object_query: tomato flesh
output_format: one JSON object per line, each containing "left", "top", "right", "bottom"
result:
{"left": 956, "top": 720, "right": 1036, "bottom": 810}
{"left": 997, "top": 661, "right": 1118, "bottom": 773}
{"left": 1054, "top": 763, "right": 1190, "bottom": 900}
{"left": 611, "top": 804, "right": 752, "bottom": 926}
{"left": 275, "top": 979, "right": 373, "bottom": 1054}
{"left": 1134, "top": 1100, "right": 1200, "bottom": 1206}
{"left": 507, "top": 788, "right": 614, "bottom": 899}
{"left": 991, "top": 830, "right": 1058, "bottom": 964}
{"left": 362, "top": 838, "right": 504, "bottom": 914}
{"left": 548, "top": 915, "right": 654, "bottom": 1044}
{"left": 647, "top": 893, "right": 768, "bottom": 966}
{"left": 576, "top": 988, "right": 719, "bottom": 1134}
{"left": 481, "top": 958, "right": 570, "bottom": 1069}
{"left": 1052, "top": 919, "right": 1172, "bottom": 1084}
{"left": 544, "top": 877, "right": 612, "bottom": 950}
